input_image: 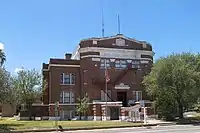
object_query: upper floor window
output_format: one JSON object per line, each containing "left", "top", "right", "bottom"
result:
{"left": 133, "top": 91, "right": 142, "bottom": 101}
{"left": 101, "top": 90, "right": 111, "bottom": 102}
{"left": 60, "top": 73, "right": 75, "bottom": 85}
{"left": 60, "top": 91, "right": 75, "bottom": 103}
{"left": 115, "top": 60, "right": 127, "bottom": 69}
{"left": 100, "top": 59, "right": 110, "bottom": 68}
{"left": 132, "top": 60, "right": 140, "bottom": 69}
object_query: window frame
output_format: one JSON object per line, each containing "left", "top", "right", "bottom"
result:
{"left": 60, "top": 73, "right": 76, "bottom": 85}
{"left": 100, "top": 59, "right": 111, "bottom": 69}
{"left": 115, "top": 59, "right": 127, "bottom": 69}
{"left": 60, "top": 91, "right": 75, "bottom": 104}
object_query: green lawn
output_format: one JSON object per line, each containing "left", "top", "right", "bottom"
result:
{"left": 0, "top": 119, "right": 143, "bottom": 131}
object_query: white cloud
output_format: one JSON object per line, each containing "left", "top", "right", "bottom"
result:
{"left": 0, "top": 43, "right": 4, "bottom": 50}
{"left": 14, "top": 68, "right": 24, "bottom": 73}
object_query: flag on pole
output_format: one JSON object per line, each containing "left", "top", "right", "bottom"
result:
{"left": 105, "top": 69, "right": 110, "bottom": 83}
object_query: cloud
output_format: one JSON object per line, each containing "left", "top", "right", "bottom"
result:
{"left": 0, "top": 43, "right": 4, "bottom": 50}
{"left": 14, "top": 68, "right": 24, "bottom": 73}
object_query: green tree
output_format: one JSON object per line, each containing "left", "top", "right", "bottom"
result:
{"left": 76, "top": 93, "right": 89, "bottom": 120}
{"left": 0, "top": 68, "right": 12, "bottom": 104}
{"left": 143, "top": 53, "right": 200, "bottom": 120}
{"left": 0, "top": 50, "right": 6, "bottom": 66}
{"left": 12, "top": 68, "right": 43, "bottom": 120}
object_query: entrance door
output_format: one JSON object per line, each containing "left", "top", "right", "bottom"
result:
{"left": 117, "top": 92, "right": 127, "bottom": 107}
{"left": 110, "top": 107, "right": 119, "bottom": 120}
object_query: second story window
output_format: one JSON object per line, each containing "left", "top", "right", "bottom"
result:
{"left": 132, "top": 60, "right": 140, "bottom": 69}
{"left": 60, "top": 91, "right": 75, "bottom": 103}
{"left": 60, "top": 73, "right": 75, "bottom": 85}
{"left": 115, "top": 60, "right": 127, "bottom": 69}
{"left": 100, "top": 59, "right": 110, "bottom": 68}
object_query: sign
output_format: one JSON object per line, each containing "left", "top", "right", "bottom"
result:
{"left": 112, "top": 38, "right": 128, "bottom": 46}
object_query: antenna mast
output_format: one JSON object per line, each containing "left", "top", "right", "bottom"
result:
{"left": 102, "top": 7, "right": 105, "bottom": 37}
{"left": 118, "top": 14, "right": 121, "bottom": 34}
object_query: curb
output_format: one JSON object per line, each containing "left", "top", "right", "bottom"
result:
{"left": 0, "top": 124, "right": 159, "bottom": 133}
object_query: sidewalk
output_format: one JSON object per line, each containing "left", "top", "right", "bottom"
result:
{"left": 146, "top": 119, "right": 176, "bottom": 126}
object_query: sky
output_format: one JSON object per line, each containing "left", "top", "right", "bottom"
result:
{"left": 0, "top": 0, "right": 200, "bottom": 73}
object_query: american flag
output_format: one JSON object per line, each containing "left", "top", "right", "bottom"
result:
{"left": 105, "top": 69, "right": 110, "bottom": 83}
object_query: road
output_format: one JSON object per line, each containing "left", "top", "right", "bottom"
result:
{"left": 37, "top": 125, "right": 200, "bottom": 133}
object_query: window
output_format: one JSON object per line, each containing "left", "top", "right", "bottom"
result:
{"left": 101, "top": 90, "right": 111, "bottom": 101}
{"left": 60, "top": 73, "right": 76, "bottom": 85}
{"left": 64, "top": 92, "right": 70, "bottom": 103}
{"left": 115, "top": 60, "right": 127, "bottom": 69}
{"left": 133, "top": 91, "right": 142, "bottom": 101}
{"left": 60, "top": 91, "right": 75, "bottom": 103}
{"left": 100, "top": 59, "right": 110, "bottom": 68}
{"left": 132, "top": 60, "right": 140, "bottom": 69}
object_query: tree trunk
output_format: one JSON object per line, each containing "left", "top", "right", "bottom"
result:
{"left": 178, "top": 102, "right": 184, "bottom": 119}
{"left": 28, "top": 104, "right": 32, "bottom": 120}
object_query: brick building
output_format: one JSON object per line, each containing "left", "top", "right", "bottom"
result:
{"left": 42, "top": 34, "right": 154, "bottom": 121}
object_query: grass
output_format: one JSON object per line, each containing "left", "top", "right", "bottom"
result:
{"left": 0, "top": 119, "right": 143, "bottom": 131}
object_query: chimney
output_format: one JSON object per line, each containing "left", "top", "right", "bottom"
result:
{"left": 65, "top": 53, "right": 72, "bottom": 59}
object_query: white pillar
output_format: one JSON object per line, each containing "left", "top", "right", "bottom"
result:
{"left": 144, "top": 107, "right": 147, "bottom": 124}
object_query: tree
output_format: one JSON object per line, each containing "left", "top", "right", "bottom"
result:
{"left": 0, "top": 50, "right": 6, "bottom": 66}
{"left": 0, "top": 67, "right": 12, "bottom": 104}
{"left": 143, "top": 53, "right": 200, "bottom": 120}
{"left": 12, "top": 68, "right": 43, "bottom": 120}
{"left": 76, "top": 93, "right": 89, "bottom": 120}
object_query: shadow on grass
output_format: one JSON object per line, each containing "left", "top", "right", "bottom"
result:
{"left": 0, "top": 123, "right": 24, "bottom": 132}
{"left": 176, "top": 117, "right": 200, "bottom": 126}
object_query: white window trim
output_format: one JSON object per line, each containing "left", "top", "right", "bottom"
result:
{"left": 115, "top": 59, "right": 127, "bottom": 69}
{"left": 136, "top": 91, "right": 142, "bottom": 101}
{"left": 60, "top": 73, "right": 75, "bottom": 85}
{"left": 60, "top": 91, "right": 74, "bottom": 104}
{"left": 100, "top": 59, "right": 110, "bottom": 68}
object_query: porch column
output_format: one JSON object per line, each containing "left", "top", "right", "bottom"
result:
{"left": 93, "top": 104, "right": 97, "bottom": 121}
{"left": 120, "top": 107, "right": 125, "bottom": 121}
{"left": 101, "top": 105, "right": 106, "bottom": 121}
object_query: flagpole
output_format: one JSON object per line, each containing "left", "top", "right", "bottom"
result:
{"left": 105, "top": 61, "right": 108, "bottom": 121}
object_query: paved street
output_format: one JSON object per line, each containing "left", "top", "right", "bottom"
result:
{"left": 37, "top": 125, "right": 200, "bottom": 133}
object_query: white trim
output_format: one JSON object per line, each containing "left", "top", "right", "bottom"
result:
{"left": 79, "top": 47, "right": 153, "bottom": 58}
{"left": 71, "top": 45, "right": 80, "bottom": 60}
{"left": 49, "top": 64, "right": 80, "bottom": 68}
{"left": 115, "top": 84, "right": 130, "bottom": 90}
{"left": 115, "top": 86, "right": 130, "bottom": 89}
{"left": 80, "top": 35, "right": 151, "bottom": 47}
{"left": 93, "top": 116, "right": 102, "bottom": 121}
{"left": 110, "top": 59, "right": 115, "bottom": 62}
{"left": 140, "top": 60, "right": 149, "bottom": 64}
{"left": 93, "top": 101, "right": 122, "bottom": 104}
{"left": 136, "top": 91, "right": 142, "bottom": 102}
{"left": 32, "top": 104, "right": 49, "bottom": 106}
{"left": 60, "top": 73, "right": 75, "bottom": 85}
{"left": 82, "top": 55, "right": 152, "bottom": 61}
{"left": 49, "top": 103, "right": 78, "bottom": 105}
{"left": 92, "top": 58, "right": 101, "bottom": 61}
{"left": 49, "top": 117, "right": 60, "bottom": 120}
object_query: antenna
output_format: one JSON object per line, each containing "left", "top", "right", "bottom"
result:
{"left": 117, "top": 14, "right": 121, "bottom": 34}
{"left": 101, "top": 7, "right": 105, "bottom": 37}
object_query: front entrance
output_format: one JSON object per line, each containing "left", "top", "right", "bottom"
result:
{"left": 117, "top": 92, "right": 127, "bottom": 107}
{"left": 110, "top": 107, "right": 120, "bottom": 120}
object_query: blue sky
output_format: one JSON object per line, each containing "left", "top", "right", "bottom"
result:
{"left": 0, "top": 0, "right": 200, "bottom": 73}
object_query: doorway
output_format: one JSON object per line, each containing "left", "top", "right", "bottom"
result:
{"left": 110, "top": 107, "right": 119, "bottom": 120}
{"left": 117, "top": 92, "right": 127, "bottom": 107}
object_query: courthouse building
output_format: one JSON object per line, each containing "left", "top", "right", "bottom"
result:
{"left": 42, "top": 34, "right": 154, "bottom": 120}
